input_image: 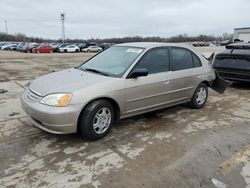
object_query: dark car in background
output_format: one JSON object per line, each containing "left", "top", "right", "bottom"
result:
{"left": 213, "top": 42, "right": 250, "bottom": 83}
{"left": 53, "top": 43, "right": 70, "bottom": 52}
{"left": 99, "top": 43, "right": 113, "bottom": 50}
{"left": 76, "top": 43, "right": 87, "bottom": 51}
{"left": 22, "top": 43, "right": 39, "bottom": 53}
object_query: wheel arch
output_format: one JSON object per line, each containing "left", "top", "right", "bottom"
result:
{"left": 201, "top": 80, "right": 211, "bottom": 87}
{"left": 77, "top": 97, "right": 121, "bottom": 132}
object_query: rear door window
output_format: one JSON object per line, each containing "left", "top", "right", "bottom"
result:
{"left": 171, "top": 48, "right": 194, "bottom": 71}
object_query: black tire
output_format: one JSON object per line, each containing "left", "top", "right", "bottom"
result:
{"left": 64, "top": 49, "right": 67, "bottom": 53}
{"left": 75, "top": 49, "right": 79, "bottom": 52}
{"left": 79, "top": 100, "right": 114, "bottom": 140}
{"left": 188, "top": 83, "right": 208, "bottom": 109}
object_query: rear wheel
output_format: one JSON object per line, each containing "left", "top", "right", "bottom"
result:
{"left": 79, "top": 100, "right": 114, "bottom": 140}
{"left": 188, "top": 83, "right": 208, "bottom": 109}
{"left": 64, "top": 49, "right": 67, "bottom": 53}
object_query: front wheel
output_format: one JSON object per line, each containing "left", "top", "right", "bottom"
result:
{"left": 79, "top": 100, "right": 114, "bottom": 140}
{"left": 188, "top": 83, "right": 208, "bottom": 109}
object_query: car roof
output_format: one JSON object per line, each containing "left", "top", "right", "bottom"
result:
{"left": 226, "top": 42, "right": 250, "bottom": 49}
{"left": 115, "top": 42, "right": 193, "bottom": 50}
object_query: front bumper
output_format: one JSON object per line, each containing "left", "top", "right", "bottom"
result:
{"left": 21, "top": 93, "right": 82, "bottom": 134}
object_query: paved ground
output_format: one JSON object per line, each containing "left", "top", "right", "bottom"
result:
{"left": 0, "top": 47, "right": 250, "bottom": 188}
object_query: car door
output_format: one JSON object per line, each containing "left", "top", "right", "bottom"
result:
{"left": 125, "top": 47, "right": 173, "bottom": 115}
{"left": 67, "top": 46, "right": 72, "bottom": 52}
{"left": 41, "top": 46, "right": 46, "bottom": 53}
{"left": 90, "top": 47, "right": 95, "bottom": 52}
{"left": 170, "top": 47, "right": 203, "bottom": 102}
{"left": 44, "top": 46, "right": 48, "bottom": 53}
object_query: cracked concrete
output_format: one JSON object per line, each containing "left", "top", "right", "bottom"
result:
{"left": 0, "top": 48, "right": 250, "bottom": 188}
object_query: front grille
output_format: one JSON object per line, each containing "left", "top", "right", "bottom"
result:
{"left": 25, "top": 88, "right": 42, "bottom": 102}
{"left": 216, "top": 68, "right": 250, "bottom": 80}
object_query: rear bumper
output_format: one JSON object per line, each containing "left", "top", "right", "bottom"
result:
{"left": 21, "top": 93, "right": 82, "bottom": 134}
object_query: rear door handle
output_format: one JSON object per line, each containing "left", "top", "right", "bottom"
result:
{"left": 162, "top": 79, "right": 170, "bottom": 84}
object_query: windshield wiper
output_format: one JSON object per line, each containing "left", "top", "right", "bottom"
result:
{"left": 75, "top": 66, "right": 81, "bottom": 70}
{"left": 85, "top": 68, "right": 110, "bottom": 76}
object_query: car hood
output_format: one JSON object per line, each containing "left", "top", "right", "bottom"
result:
{"left": 29, "top": 68, "right": 114, "bottom": 96}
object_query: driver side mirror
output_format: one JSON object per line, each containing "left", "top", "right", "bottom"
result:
{"left": 128, "top": 68, "right": 148, "bottom": 79}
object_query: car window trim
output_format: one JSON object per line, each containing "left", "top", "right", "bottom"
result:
{"left": 191, "top": 53, "right": 202, "bottom": 68}
{"left": 126, "top": 47, "right": 171, "bottom": 78}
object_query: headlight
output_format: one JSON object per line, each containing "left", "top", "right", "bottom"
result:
{"left": 40, "top": 93, "right": 72, "bottom": 107}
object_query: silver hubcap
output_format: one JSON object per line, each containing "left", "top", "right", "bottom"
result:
{"left": 93, "top": 107, "right": 111, "bottom": 134}
{"left": 196, "top": 87, "right": 207, "bottom": 105}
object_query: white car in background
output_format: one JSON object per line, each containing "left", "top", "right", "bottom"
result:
{"left": 1, "top": 43, "right": 14, "bottom": 50}
{"left": 59, "top": 45, "right": 80, "bottom": 53}
{"left": 82, "top": 46, "right": 103, "bottom": 53}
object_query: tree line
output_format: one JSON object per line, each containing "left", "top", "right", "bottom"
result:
{"left": 0, "top": 32, "right": 233, "bottom": 44}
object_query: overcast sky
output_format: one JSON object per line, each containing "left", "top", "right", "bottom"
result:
{"left": 0, "top": 0, "right": 250, "bottom": 39}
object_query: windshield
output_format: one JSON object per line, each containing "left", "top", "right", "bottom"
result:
{"left": 79, "top": 46, "right": 144, "bottom": 77}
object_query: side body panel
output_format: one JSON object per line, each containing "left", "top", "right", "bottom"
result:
{"left": 125, "top": 72, "right": 173, "bottom": 115}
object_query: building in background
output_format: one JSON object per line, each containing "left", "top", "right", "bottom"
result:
{"left": 233, "top": 27, "right": 250, "bottom": 42}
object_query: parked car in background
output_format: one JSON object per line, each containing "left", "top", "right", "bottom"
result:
{"left": 21, "top": 42, "right": 226, "bottom": 140}
{"left": 213, "top": 42, "right": 250, "bottom": 83}
{"left": 2, "top": 44, "right": 18, "bottom": 50}
{"left": 32, "top": 45, "right": 53, "bottom": 53}
{"left": 53, "top": 44, "right": 63, "bottom": 52}
{"left": 77, "top": 43, "right": 87, "bottom": 51}
{"left": 59, "top": 45, "right": 80, "bottom": 53}
{"left": 82, "top": 46, "right": 103, "bottom": 53}
{"left": 1, "top": 43, "right": 15, "bottom": 50}
{"left": 192, "top": 42, "right": 209, "bottom": 47}
{"left": 16, "top": 43, "right": 28, "bottom": 52}
{"left": 0, "top": 42, "right": 7, "bottom": 48}
{"left": 99, "top": 43, "right": 113, "bottom": 50}
{"left": 219, "top": 40, "right": 232, "bottom": 46}
{"left": 51, "top": 44, "right": 60, "bottom": 51}
{"left": 22, "top": 43, "right": 39, "bottom": 53}
{"left": 52, "top": 43, "right": 68, "bottom": 52}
